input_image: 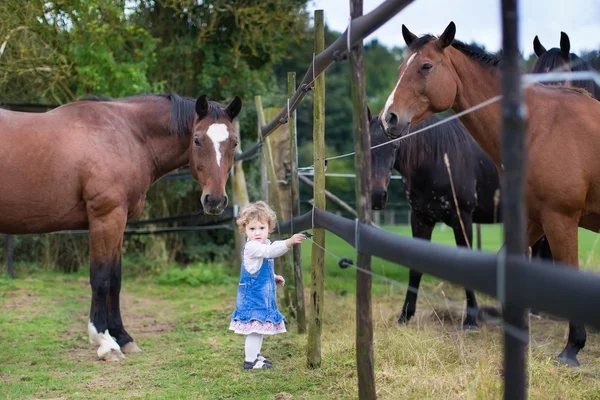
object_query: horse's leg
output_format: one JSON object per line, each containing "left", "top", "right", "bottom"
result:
{"left": 108, "top": 252, "right": 141, "bottom": 355}
{"left": 452, "top": 211, "right": 478, "bottom": 330}
{"left": 540, "top": 211, "right": 585, "bottom": 367}
{"left": 87, "top": 206, "right": 130, "bottom": 361}
{"left": 531, "top": 235, "right": 553, "bottom": 262}
{"left": 399, "top": 213, "right": 434, "bottom": 324}
{"left": 531, "top": 235, "right": 553, "bottom": 317}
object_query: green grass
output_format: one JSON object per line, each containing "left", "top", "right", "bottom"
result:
{"left": 0, "top": 225, "right": 599, "bottom": 399}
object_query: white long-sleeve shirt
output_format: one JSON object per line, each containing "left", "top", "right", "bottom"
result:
{"left": 243, "top": 239, "right": 290, "bottom": 274}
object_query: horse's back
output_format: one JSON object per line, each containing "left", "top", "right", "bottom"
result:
{"left": 0, "top": 103, "right": 149, "bottom": 234}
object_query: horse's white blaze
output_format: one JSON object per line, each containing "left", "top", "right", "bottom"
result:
{"left": 207, "top": 123, "right": 230, "bottom": 167}
{"left": 382, "top": 53, "right": 417, "bottom": 129}
{"left": 88, "top": 321, "right": 121, "bottom": 358}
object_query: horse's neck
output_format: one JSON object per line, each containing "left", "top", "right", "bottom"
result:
{"left": 135, "top": 104, "right": 191, "bottom": 182}
{"left": 449, "top": 49, "right": 504, "bottom": 166}
{"left": 147, "top": 134, "right": 190, "bottom": 182}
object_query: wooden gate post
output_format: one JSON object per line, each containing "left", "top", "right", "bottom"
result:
{"left": 288, "top": 71, "right": 307, "bottom": 334}
{"left": 307, "top": 9, "right": 326, "bottom": 369}
{"left": 349, "top": 0, "right": 375, "bottom": 397}
{"left": 231, "top": 120, "right": 249, "bottom": 268}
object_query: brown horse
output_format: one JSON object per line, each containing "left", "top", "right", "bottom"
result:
{"left": 380, "top": 22, "right": 600, "bottom": 366}
{"left": 0, "top": 93, "right": 241, "bottom": 360}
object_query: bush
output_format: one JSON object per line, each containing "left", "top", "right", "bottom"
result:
{"left": 156, "top": 263, "right": 235, "bottom": 286}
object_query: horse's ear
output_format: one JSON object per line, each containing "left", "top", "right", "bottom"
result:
{"left": 195, "top": 95, "right": 209, "bottom": 119}
{"left": 560, "top": 32, "right": 570, "bottom": 59}
{"left": 439, "top": 21, "right": 456, "bottom": 49}
{"left": 533, "top": 36, "right": 546, "bottom": 57}
{"left": 367, "top": 106, "right": 372, "bottom": 121}
{"left": 226, "top": 96, "right": 242, "bottom": 121}
{"left": 402, "top": 25, "right": 418, "bottom": 47}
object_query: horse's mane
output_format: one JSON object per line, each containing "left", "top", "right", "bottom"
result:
{"left": 570, "top": 55, "right": 600, "bottom": 100}
{"left": 396, "top": 114, "right": 476, "bottom": 179}
{"left": 409, "top": 34, "right": 502, "bottom": 67}
{"left": 74, "top": 94, "right": 229, "bottom": 137}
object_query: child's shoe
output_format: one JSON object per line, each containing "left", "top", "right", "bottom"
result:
{"left": 244, "top": 358, "right": 271, "bottom": 370}
{"left": 257, "top": 353, "right": 272, "bottom": 365}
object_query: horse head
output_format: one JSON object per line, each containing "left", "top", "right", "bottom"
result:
{"left": 190, "top": 95, "right": 242, "bottom": 215}
{"left": 532, "top": 32, "right": 572, "bottom": 74}
{"left": 368, "top": 107, "right": 399, "bottom": 210}
{"left": 380, "top": 22, "right": 459, "bottom": 140}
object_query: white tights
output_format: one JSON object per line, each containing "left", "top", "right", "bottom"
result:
{"left": 244, "top": 333, "right": 264, "bottom": 362}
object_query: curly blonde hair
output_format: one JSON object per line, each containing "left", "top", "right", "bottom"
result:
{"left": 236, "top": 201, "right": 278, "bottom": 233}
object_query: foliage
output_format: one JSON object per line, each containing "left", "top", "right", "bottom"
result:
{"left": 156, "top": 262, "right": 234, "bottom": 286}
{"left": 0, "top": 0, "right": 310, "bottom": 270}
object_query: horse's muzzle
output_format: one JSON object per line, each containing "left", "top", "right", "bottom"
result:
{"left": 371, "top": 188, "right": 388, "bottom": 210}
{"left": 384, "top": 121, "right": 410, "bottom": 140}
{"left": 201, "top": 193, "right": 228, "bottom": 215}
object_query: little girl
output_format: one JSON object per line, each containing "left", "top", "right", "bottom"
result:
{"left": 230, "top": 201, "right": 306, "bottom": 370}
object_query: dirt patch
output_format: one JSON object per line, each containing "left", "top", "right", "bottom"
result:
{"left": 63, "top": 290, "right": 176, "bottom": 363}
{"left": 2, "top": 288, "right": 43, "bottom": 317}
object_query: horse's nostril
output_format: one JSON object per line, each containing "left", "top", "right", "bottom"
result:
{"left": 385, "top": 112, "right": 398, "bottom": 127}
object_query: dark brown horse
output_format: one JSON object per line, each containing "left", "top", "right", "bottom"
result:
{"left": 532, "top": 31, "right": 600, "bottom": 100}
{"left": 0, "top": 93, "right": 241, "bottom": 360}
{"left": 380, "top": 22, "right": 600, "bottom": 366}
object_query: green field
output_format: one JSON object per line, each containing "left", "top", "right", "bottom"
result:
{"left": 1, "top": 225, "right": 599, "bottom": 399}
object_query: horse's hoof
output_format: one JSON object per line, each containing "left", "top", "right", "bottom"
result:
{"left": 478, "top": 306, "right": 502, "bottom": 324}
{"left": 121, "top": 342, "right": 142, "bottom": 354}
{"left": 462, "top": 322, "right": 479, "bottom": 331}
{"left": 101, "top": 349, "right": 125, "bottom": 362}
{"left": 398, "top": 314, "right": 411, "bottom": 325}
{"left": 529, "top": 310, "right": 542, "bottom": 319}
{"left": 556, "top": 352, "right": 580, "bottom": 367}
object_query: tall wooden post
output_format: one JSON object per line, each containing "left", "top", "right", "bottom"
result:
{"left": 289, "top": 71, "right": 307, "bottom": 334}
{"left": 308, "top": 9, "right": 326, "bottom": 369}
{"left": 349, "top": 0, "right": 375, "bottom": 398}
{"left": 231, "top": 120, "right": 249, "bottom": 268}
{"left": 500, "top": 0, "right": 528, "bottom": 398}
{"left": 256, "top": 97, "right": 296, "bottom": 312}
{"left": 264, "top": 106, "right": 294, "bottom": 312}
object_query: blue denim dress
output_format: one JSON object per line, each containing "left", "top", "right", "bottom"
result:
{"left": 230, "top": 249, "right": 285, "bottom": 329}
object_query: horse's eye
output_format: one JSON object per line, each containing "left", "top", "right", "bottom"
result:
{"left": 421, "top": 63, "right": 433, "bottom": 72}
{"left": 194, "top": 137, "right": 201, "bottom": 147}
{"left": 233, "top": 140, "right": 238, "bottom": 149}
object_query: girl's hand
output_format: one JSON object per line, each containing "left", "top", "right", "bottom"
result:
{"left": 275, "top": 275, "right": 285, "bottom": 287}
{"left": 286, "top": 233, "right": 307, "bottom": 248}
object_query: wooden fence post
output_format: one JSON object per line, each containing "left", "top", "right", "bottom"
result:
{"left": 255, "top": 96, "right": 296, "bottom": 313}
{"left": 231, "top": 120, "right": 249, "bottom": 268}
{"left": 289, "top": 71, "right": 307, "bottom": 334}
{"left": 308, "top": 9, "right": 326, "bottom": 369}
{"left": 264, "top": 106, "right": 294, "bottom": 314}
{"left": 349, "top": 0, "right": 375, "bottom": 397}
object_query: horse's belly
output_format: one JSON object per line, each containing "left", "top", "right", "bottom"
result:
{"left": 0, "top": 170, "right": 88, "bottom": 234}
{"left": 0, "top": 198, "right": 88, "bottom": 234}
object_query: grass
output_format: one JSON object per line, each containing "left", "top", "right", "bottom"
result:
{"left": 0, "top": 225, "right": 599, "bottom": 399}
